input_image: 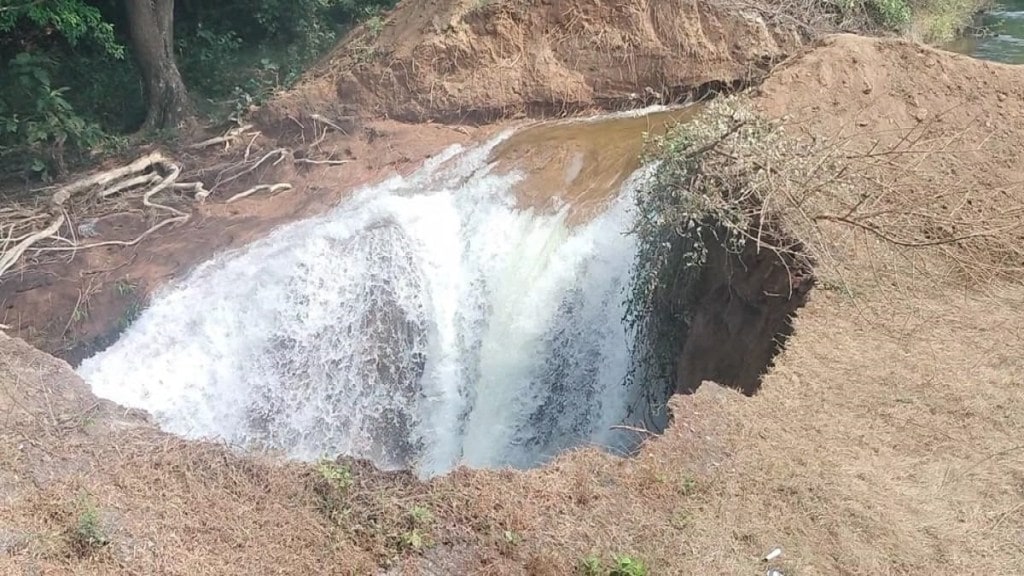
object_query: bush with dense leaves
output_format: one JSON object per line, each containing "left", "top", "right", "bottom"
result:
{"left": 0, "top": 0, "right": 396, "bottom": 180}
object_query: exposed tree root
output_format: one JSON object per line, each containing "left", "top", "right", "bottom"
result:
{"left": 0, "top": 142, "right": 331, "bottom": 281}
{"left": 31, "top": 215, "right": 187, "bottom": 253}
{"left": 187, "top": 124, "right": 257, "bottom": 150}
{"left": 294, "top": 158, "right": 352, "bottom": 166}
{"left": 211, "top": 148, "right": 289, "bottom": 192}
{"left": 0, "top": 153, "right": 194, "bottom": 278}
{"left": 226, "top": 183, "right": 293, "bottom": 204}
{"left": 0, "top": 213, "right": 66, "bottom": 278}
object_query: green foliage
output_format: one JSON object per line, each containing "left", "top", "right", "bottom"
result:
{"left": 55, "top": 50, "right": 144, "bottom": 133}
{"left": 0, "top": 0, "right": 123, "bottom": 56}
{"left": 115, "top": 278, "right": 137, "bottom": 297}
{"left": 833, "top": 0, "right": 912, "bottom": 29}
{"left": 0, "top": 0, "right": 124, "bottom": 178}
{"left": 0, "top": 51, "right": 108, "bottom": 179}
{"left": 1, "top": 0, "right": 397, "bottom": 180}
{"left": 610, "top": 555, "right": 648, "bottom": 576}
{"left": 396, "top": 504, "right": 434, "bottom": 554}
{"left": 578, "top": 554, "right": 604, "bottom": 576}
{"left": 678, "top": 476, "right": 699, "bottom": 496}
{"left": 175, "top": 24, "right": 244, "bottom": 97}
{"left": 912, "top": 0, "right": 985, "bottom": 42}
{"left": 118, "top": 300, "right": 142, "bottom": 331}
{"left": 408, "top": 505, "right": 433, "bottom": 527}
{"left": 398, "top": 528, "right": 428, "bottom": 552}
{"left": 872, "top": 0, "right": 913, "bottom": 28}
{"left": 576, "top": 554, "right": 649, "bottom": 576}
{"left": 316, "top": 459, "right": 353, "bottom": 490}
{"left": 625, "top": 100, "right": 759, "bottom": 392}
{"left": 67, "top": 494, "right": 109, "bottom": 557}
{"left": 364, "top": 14, "right": 385, "bottom": 37}
{"left": 173, "top": 0, "right": 396, "bottom": 122}
{"left": 311, "top": 459, "right": 352, "bottom": 522}
{"left": 115, "top": 279, "right": 143, "bottom": 331}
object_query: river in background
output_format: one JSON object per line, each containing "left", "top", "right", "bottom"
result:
{"left": 947, "top": 0, "right": 1024, "bottom": 63}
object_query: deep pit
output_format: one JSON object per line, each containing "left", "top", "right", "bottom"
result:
{"left": 77, "top": 108, "right": 811, "bottom": 477}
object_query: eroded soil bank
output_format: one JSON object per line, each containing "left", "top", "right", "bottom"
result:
{"left": 263, "top": 0, "right": 804, "bottom": 125}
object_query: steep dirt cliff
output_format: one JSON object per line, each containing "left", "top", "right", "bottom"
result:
{"left": 675, "top": 228, "right": 814, "bottom": 396}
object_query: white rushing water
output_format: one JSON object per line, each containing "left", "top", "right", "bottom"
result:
{"left": 79, "top": 131, "right": 662, "bottom": 477}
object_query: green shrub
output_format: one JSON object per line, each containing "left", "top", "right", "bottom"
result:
{"left": 576, "top": 553, "right": 650, "bottom": 576}
{"left": 0, "top": 0, "right": 123, "bottom": 56}
{"left": 625, "top": 100, "right": 756, "bottom": 390}
{"left": 0, "top": 52, "right": 109, "bottom": 180}
{"left": 871, "top": 0, "right": 913, "bottom": 28}
{"left": 0, "top": 0, "right": 125, "bottom": 179}
{"left": 66, "top": 495, "right": 109, "bottom": 557}
{"left": 577, "top": 554, "right": 604, "bottom": 576}
{"left": 0, "top": 0, "right": 399, "bottom": 172}
{"left": 316, "top": 459, "right": 353, "bottom": 490}
{"left": 610, "top": 555, "right": 648, "bottom": 576}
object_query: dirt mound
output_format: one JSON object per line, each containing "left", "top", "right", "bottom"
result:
{"left": 271, "top": 0, "right": 805, "bottom": 124}
{"left": 755, "top": 34, "right": 1024, "bottom": 284}
{"left": 758, "top": 33, "right": 1024, "bottom": 155}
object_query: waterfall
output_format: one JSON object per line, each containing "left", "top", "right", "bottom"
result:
{"left": 78, "top": 129, "right": 664, "bottom": 477}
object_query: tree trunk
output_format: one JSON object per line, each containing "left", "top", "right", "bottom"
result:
{"left": 125, "top": 0, "right": 193, "bottom": 131}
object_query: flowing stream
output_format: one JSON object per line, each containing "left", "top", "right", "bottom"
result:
{"left": 79, "top": 110, "right": 692, "bottom": 477}
{"left": 947, "top": 0, "right": 1024, "bottom": 64}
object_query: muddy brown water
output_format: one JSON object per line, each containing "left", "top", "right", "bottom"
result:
{"left": 489, "top": 106, "right": 703, "bottom": 224}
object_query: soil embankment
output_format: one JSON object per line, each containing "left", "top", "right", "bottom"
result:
{"left": 265, "top": 0, "right": 805, "bottom": 124}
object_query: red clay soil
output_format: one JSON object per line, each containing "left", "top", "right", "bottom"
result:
{"left": 263, "top": 0, "right": 805, "bottom": 125}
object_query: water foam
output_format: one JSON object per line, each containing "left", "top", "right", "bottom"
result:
{"left": 79, "top": 131, "right": 657, "bottom": 477}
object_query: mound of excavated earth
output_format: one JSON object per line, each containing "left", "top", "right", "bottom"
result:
{"left": 266, "top": 0, "right": 806, "bottom": 123}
